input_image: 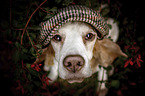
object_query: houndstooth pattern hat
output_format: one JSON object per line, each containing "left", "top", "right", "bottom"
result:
{"left": 39, "top": 5, "right": 109, "bottom": 46}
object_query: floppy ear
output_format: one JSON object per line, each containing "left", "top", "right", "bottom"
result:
{"left": 98, "top": 39, "right": 128, "bottom": 67}
{"left": 44, "top": 44, "right": 55, "bottom": 66}
{"left": 34, "top": 44, "right": 54, "bottom": 67}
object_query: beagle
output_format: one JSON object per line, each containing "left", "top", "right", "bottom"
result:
{"left": 35, "top": 19, "right": 127, "bottom": 95}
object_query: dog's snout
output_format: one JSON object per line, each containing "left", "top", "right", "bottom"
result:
{"left": 63, "top": 55, "right": 85, "bottom": 73}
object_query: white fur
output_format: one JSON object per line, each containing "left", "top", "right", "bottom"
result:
{"left": 48, "top": 58, "right": 58, "bottom": 82}
{"left": 51, "top": 22, "right": 97, "bottom": 82}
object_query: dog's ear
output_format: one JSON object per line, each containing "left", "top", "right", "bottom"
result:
{"left": 44, "top": 44, "right": 55, "bottom": 66}
{"left": 98, "top": 39, "right": 127, "bottom": 67}
{"left": 34, "top": 44, "right": 55, "bottom": 69}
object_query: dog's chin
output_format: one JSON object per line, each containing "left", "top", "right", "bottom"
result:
{"left": 67, "top": 78, "right": 84, "bottom": 83}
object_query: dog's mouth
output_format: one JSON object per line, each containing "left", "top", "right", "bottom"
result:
{"left": 67, "top": 77, "right": 84, "bottom": 83}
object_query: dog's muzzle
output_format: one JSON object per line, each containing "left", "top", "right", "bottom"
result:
{"left": 58, "top": 36, "right": 93, "bottom": 83}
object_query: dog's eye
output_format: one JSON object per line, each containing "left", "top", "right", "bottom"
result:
{"left": 85, "top": 33, "right": 95, "bottom": 41}
{"left": 52, "top": 35, "right": 62, "bottom": 42}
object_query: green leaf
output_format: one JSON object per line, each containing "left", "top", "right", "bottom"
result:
{"left": 101, "top": 8, "right": 110, "bottom": 16}
{"left": 50, "top": 7, "right": 57, "bottom": 13}
{"left": 28, "top": 68, "right": 39, "bottom": 77}
{"left": 99, "top": 65, "right": 102, "bottom": 69}
{"left": 108, "top": 24, "right": 112, "bottom": 29}
{"left": 32, "top": 53, "right": 37, "bottom": 58}
{"left": 55, "top": 0, "right": 61, "bottom": 4}
{"left": 14, "top": 42, "right": 21, "bottom": 48}
{"left": 30, "top": 33, "right": 36, "bottom": 39}
{"left": 106, "top": 65, "right": 112, "bottom": 71}
{"left": 38, "top": 49, "right": 43, "bottom": 55}
{"left": 30, "top": 47, "right": 35, "bottom": 54}
{"left": 22, "top": 48, "right": 28, "bottom": 53}
{"left": 12, "top": 50, "right": 20, "bottom": 63}
{"left": 33, "top": 81, "right": 42, "bottom": 87}
{"left": 35, "top": 44, "right": 42, "bottom": 49}
{"left": 111, "top": 80, "right": 120, "bottom": 89}
{"left": 27, "top": 73, "right": 32, "bottom": 80}
{"left": 27, "top": 26, "right": 41, "bottom": 30}
{"left": 105, "top": 82, "right": 110, "bottom": 88}
{"left": 26, "top": 63, "right": 31, "bottom": 68}
{"left": 102, "top": 65, "right": 112, "bottom": 71}
{"left": 62, "top": 0, "right": 73, "bottom": 6}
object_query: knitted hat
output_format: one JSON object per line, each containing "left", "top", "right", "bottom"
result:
{"left": 39, "top": 5, "right": 109, "bottom": 46}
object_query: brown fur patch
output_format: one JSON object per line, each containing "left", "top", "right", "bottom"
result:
{"left": 44, "top": 44, "right": 55, "bottom": 66}
{"left": 34, "top": 44, "right": 55, "bottom": 66}
{"left": 90, "top": 39, "right": 127, "bottom": 72}
{"left": 90, "top": 40, "right": 101, "bottom": 73}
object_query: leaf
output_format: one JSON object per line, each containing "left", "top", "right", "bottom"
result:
{"left": 14, "top": 42, "right": 21, "bottom": 48}
{"left": 124, "top": 58, "right": 133, "bottom": 68}
{"left": 30, "top": 47, "right": 35, "bottom": 54}
{"left": 35, "top": 44, "right": 42, "bottom": 49}
{"left": 38, "top": 49, "right": 43, "bottom": 55}
{"left": 99, "top": 65, "right": 102, "bottom": 69}
{"left": 27, "top": 74, "right": 32, "bottom": 80}
{"left": 130, "top": 60, "right": 134, "bottom": 66}
{"left": 28, "top": 68, "right": 39, "bottom": 77}
{"left": 101, "top": 7, "right": 110, "bottom": 16}
{"left": 136, "top": 59, "right": 141, "bottom": 67}
{"left": 108, "top": 24, "right": 112, "bottom": 29}
{"left": 111, "top": 80, "right": 120, "bottom": 89}
{"left": 55, "top": 0, "right": 61, "bottom": 4}
{"left": 105, "top": 82, "right": 110, "bottom": 88}
{"left": 26, "top": 63, "right": 31, "bottom": 68}
{"left": 29, "top": 33, "right": 36, "bottom": 39}
{"left": 62, "top": 0, "right": 73, "bottom": 6}
{"left": 12, "top": 50, "right": 20, "bottom": 63}
{"left": 32, "top": 53, "right": 37, "bottom": 58}
{"left": 28, "top": 26, "right": 41, "bottom": 30}
{"left": 106, "top": 65, "right": 112, "bottom": 71}
{"left": 50, "top": 7, "right": 57, "bottom": 13}
{"left": 33, "top": 81, "right": 42, "bottom": 87}
{"left": 22, "top": 48, "right": 28, "bottom": 53}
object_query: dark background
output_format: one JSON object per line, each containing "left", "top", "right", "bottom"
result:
{"left": 0, "top": 0, "right": 144, "bottom": 96}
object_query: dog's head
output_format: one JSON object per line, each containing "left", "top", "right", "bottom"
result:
{"left": 40, "top": 21, "right": 127, "bottom": 83}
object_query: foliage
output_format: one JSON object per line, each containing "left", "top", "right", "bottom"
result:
{"left": 0, "top": 0, "right": 144, "bottom": 96}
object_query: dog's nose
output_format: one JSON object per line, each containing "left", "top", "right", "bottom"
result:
{"left": 63, "top": 55, "right": 85, "bottom": 73}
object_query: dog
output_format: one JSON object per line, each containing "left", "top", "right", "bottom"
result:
{"left": 35, "top": 5, "right": 128, "bottom": 96}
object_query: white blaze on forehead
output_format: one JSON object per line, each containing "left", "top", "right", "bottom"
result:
{"left": 51, "top": 22, "right": 97, "bottom": 80}
{"left": 59, "top": 22, "right": 97, "bottom": 57}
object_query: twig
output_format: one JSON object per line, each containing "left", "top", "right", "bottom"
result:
{"left": 26, "top": 30, "right": 41, "bottom": 57}
{"left": 21, "top": 0, "right": 47, "bottom": 45}
{"left": 26, "top": 30, "right": 34, "bottom": 47}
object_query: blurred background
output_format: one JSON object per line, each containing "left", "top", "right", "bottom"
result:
{"left": 0, "top": 0, "right": 144, "bottom": 96}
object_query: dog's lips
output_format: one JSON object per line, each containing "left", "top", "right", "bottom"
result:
{"left": 67, "top": 77, "right": 84, "bottom": 83}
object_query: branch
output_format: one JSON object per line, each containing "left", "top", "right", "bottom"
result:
{"left": 21, "top": 0, "right": 47, "bottom": 45}
{"left": 26, "top": 30, "right": 34, "bottom": 47}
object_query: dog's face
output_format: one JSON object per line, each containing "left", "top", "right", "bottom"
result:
{"left": 39, "top": 21, "right": 127, "bottom": 83}
{"left": 51, "top": 22, "right": 97, "bottom": 83}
